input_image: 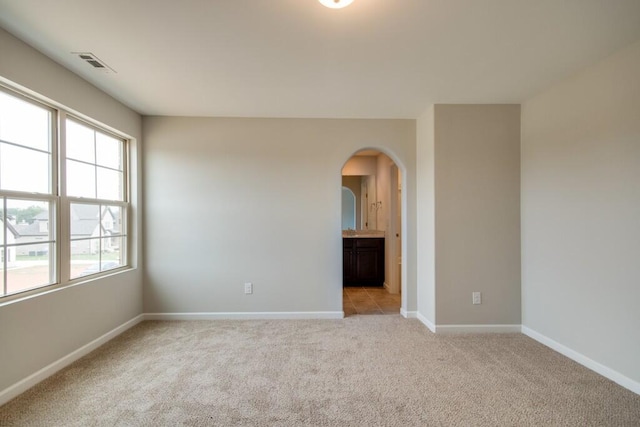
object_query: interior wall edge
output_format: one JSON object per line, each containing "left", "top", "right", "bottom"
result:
{"left": 416, "top": 311, "right": 436, "bottom": 333}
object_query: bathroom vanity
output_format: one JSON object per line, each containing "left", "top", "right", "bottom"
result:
{"left": 342, "top": 231, "right": 385, "bottom": 287}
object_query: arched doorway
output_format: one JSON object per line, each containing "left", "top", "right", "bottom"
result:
{"left": 341, "top": 149, "right": 404, "bottom": 316}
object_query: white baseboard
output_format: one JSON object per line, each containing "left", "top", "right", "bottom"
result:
{"left": 0, "top": 314, "right": 144, "bottom": 407}
{"left": 416, "top": 312, "right": 436, "bottom": 333}
{"left": 522, "top": 326, "right": 640, "bottom": 395}
{"left": 144, "top": 311, "right": 344, "bottom": 320}
{"left": 434, "top": 324, "right": 521, "bottom": 333}
{"left": 412, "top": 315, "right": 520, "bottom": 334}
{"left": 400, "top": 308, "right": 417, "bottom": 319}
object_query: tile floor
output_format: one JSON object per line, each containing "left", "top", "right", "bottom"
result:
{"left": 343, "top": 286, "right": 401, "bottom": 316}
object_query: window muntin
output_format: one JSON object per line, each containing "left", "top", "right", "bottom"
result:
{"left": 0, "top": 84, "right": 130, "bottom": 299}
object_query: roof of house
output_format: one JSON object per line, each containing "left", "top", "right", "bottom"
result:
{"left": 2, "top": 218, "right": 21, "bottom": 238}
{"left": 34, "top": 212, "right": 49, "bottom": 220}
{"left": 16, "top": 212, "right": 50, "bottom": 237}
{"left": 13, "top": 205, "right": 118, "bottom": 238}
{"left": 15, "top": 221, "right": 46, "bottom": 237}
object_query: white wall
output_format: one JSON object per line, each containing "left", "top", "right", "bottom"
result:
{"left": 521, "top": 40, "right": 640, "bottom": 386}
{"left": 375, "top": 153, "right": 394, "bottom": 291}
{"left": 416, "top": 106, "right": 436, "bottom": 324}
{"left": 142, "top": 117, "right": 416, "bottom": 314}
{"left": 0, "top": 28, "right": 143, "bottom": 394}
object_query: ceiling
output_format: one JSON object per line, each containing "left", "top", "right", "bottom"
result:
{"left": 1, "top": 0, "right": 639, "bottom": 119}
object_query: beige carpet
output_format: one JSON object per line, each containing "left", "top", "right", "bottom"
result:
{"left": 1, "top": 316, "right": 639, "bottom": 426}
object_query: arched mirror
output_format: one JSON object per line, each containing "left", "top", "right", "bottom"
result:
{"left": 341, "top": 187, "right": 356, "bottom": 230}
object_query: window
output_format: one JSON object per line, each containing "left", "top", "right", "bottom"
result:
{"left": 66, "top": 119, "right": 127, "bottom": 279}
{"left": 0, "top": 90, "right": 56, "bottom": 297}
{"left": 0, "top": 85, "right": 130, "bottom": 299}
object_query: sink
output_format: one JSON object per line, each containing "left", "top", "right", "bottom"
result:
{"left": 342, "top": 230, "right": 385, "bottom": 238}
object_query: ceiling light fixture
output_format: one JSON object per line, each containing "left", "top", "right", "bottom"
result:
{"left": 318, "top": 0, "right": 354, "bottom": 9}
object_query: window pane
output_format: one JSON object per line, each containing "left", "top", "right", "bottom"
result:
{"left": 70, "top": 203, "right": 100, "bottom": 239}
{"left": 67, "top": 160, "right": 96, "bottom": 198}
{"left": 70, "top": 241, "right": 100, "bottom": 278}
{"left": 6, "top": 246, "right": 53, "bottom": 295}
{"left": 96, "top": 132, "right": 122, "bottom": 170}
{"left": 96, "top": 168, "right": 123, "bottom": 201}
{"left": 0, "top": 91, "right": 51, "bottom": 151}
{"left": 17, "top": 245, "right": 51, "bottom": 257}
{"left": 66, "top": 120, "right": 95, "bottom": 163}
{"left": 10, "top": 199, "right": 52, "bottom": 243}
{"left": 102, "top": 205, "right": 123, "bottom": 235}
{"left": 2, "top": 199, "right": 55, "bottom": 296}
{"left": 1, "top": 144, "right": 50, "bottom": 193}
{"left": 101, "top": 236, "right": 124, "bottom": 269}
{"left": 102, "top": 236, "right": 127, "bottom": 267}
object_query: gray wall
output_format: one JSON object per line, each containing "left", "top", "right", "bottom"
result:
{"left": 142, "top": 117, "right": 417, "bottom": 314}
{"left": 0, "top": 28, "right": 143, "bottom": 392}
{"left": 434, "top": 105, "right": 521, "bottom": 325}
{"left": 521, "top": 40, "right": 640, "bottom": 384}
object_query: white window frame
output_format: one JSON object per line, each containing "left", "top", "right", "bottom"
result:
{"left": 62, "top": 115, "right": 129, "bottom": 282}
{"left": 0, "top": 83, "right": 131, "bottom": 301}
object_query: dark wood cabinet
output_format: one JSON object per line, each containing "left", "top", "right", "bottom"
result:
{"left": 343, "top": 237, "right": 384, "bottom": 287}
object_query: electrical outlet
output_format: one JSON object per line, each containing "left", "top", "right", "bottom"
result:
{"left": 472, "top": 292, "right": 481, "bottom": 305}
{"left": 244, "top": 282, "right": 253, "bottom": 295}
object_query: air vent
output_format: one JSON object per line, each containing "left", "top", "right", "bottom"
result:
{"left": 72, "top": 52, "right": 116, "bottom": 73}
{"left": 87, "top": 60, "right": 105, "bottom": 68}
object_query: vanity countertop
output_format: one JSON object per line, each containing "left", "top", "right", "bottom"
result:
{"left": 342, "top": 230, "right": 385, "bottom": 238}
